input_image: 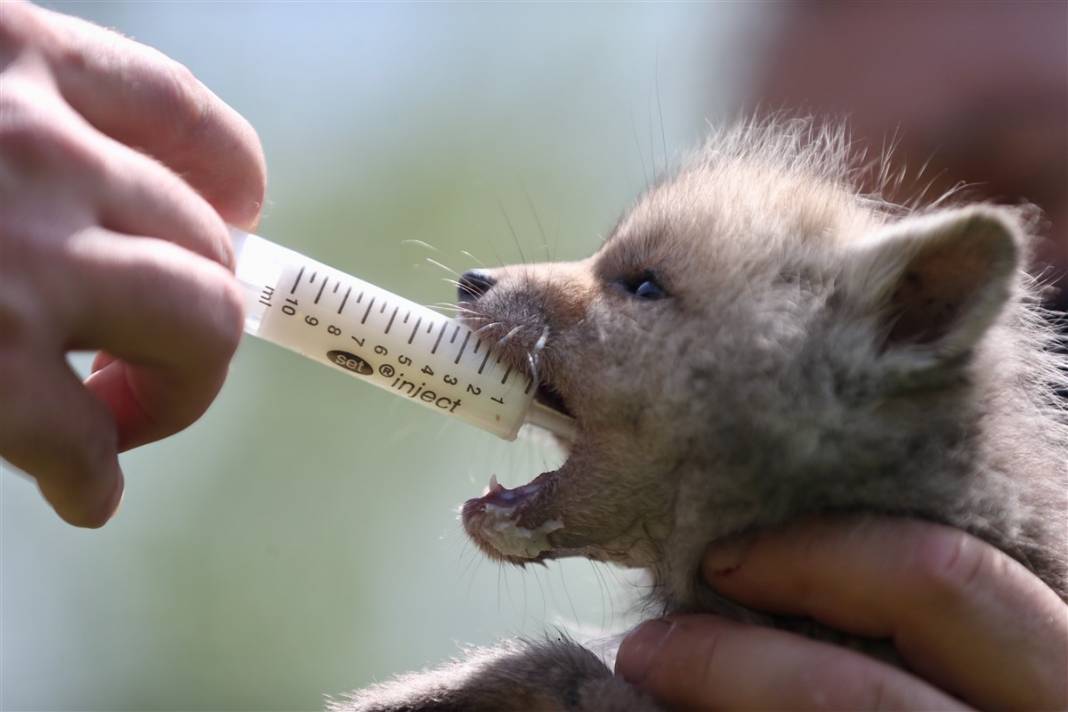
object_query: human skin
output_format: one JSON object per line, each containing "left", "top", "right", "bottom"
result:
{"left": 0, "top": 0, "right": 265, "bottom": 527}
{"left": 616, "top": 517, "right": 1068, "bottom": 710}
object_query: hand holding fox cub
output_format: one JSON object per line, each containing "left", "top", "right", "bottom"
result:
{"left": 618, "top": 517, "right": 1067, "bottom": 710}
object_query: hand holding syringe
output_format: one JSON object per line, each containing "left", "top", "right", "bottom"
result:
{"left": 232, "top": 229, "right": 576, "bottom": 442}
{"left": 2, "top": 1, "right": 574, "bottom": 531}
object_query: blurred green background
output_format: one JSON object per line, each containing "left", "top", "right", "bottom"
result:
{"left": 2, "top": 3, "right": 766, "bottom": 709}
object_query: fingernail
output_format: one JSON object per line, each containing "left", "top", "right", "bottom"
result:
{"left": 615, "top": 619, "right": 674, "bottom": 684}
{"left": 704, "top": 535, "right": 752, "bottom": 579}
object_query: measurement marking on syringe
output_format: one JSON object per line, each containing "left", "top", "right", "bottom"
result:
{"left": 473, "top": 339, "right": 482, "bottom": 355}
{"left": 290, "top": 266, "right": 305, "bottom": 294}
{"left": 454, "top": 331, "right": 471, "bottom": 363}
{"left": 501, "top": 365, "right": 513, "bottom": 384}
{"left": 426, "top": 322, "right": 433, "bottom": 334}
{"left": 380, "top": 301, "right": 387, "bottom": 314}
{"left": 356, "top": 291, "right": 364, "bottom": 304}
{"left": 315, "top": 277, "right": 328, "bottom": 304}
{"left": 361, "top": 296, "right": 376, "bottom": 324}
{"left": 478, "top": 350, "right": 492, "bottom": 374}
{"left": 310, "top": 271, "right": 317, "bottom": 283}
{"left": 408, "top": 317, "right": 422, "bottom": 344}
{"left": 403, "top": 310, "right": 410, "bottom": 324}
{"left": 524, "top": 376, "right": 534, "bottom": 394}
{"left": 432, "top": 322, "right": 447, "bottom": 354}
{"left": 338, "top": 286, "right": 351, "bottom": 314}
{"left": 385, "top": 306, "right": 399, "bottom": 334}
{"left": 333, "top": 282, "right": 339, "bottom": 293}
{"left": 450, "top": 325, "right": 460, "bottom": 343}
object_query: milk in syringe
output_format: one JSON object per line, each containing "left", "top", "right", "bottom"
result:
{"left": 231, "top": 229, "right": 576, "bottom": 441}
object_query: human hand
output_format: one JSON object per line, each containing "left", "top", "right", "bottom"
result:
{"left": 0, "top": 1, "right": 266, "bottom": 527}
{"left": 616, "top": 517, "right": 1068, "bottom": 710}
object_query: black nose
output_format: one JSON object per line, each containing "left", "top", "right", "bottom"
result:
{"left": 457, "top": 269, "right": 496, "bottom": 302}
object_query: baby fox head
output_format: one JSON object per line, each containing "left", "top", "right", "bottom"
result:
{"left": 456, "top": 121, "right": 1065, "bottom": 597}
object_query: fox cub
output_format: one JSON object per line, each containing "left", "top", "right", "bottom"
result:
{"left": 333, "top": 120, "right": 1068, "bottom": 711}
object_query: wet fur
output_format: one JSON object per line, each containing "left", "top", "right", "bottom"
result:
{"left": 333, "top": 120, "right": 1068, "bottom": 711}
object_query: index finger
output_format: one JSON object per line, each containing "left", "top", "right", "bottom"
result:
{"left": 702, "top": 517, "right": 1068, "bottom": 711}
{"left": 10, "top": 1, "right": 266, "bottom": 229}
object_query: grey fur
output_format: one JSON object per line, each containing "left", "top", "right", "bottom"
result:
{"left": 328, "top": 636, "right": 656, "bottom": 712}
{"left": 337, "top": 119, "right": 1068, "bottom": 711}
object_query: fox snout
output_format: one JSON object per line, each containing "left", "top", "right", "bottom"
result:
{"left": 457, "top": 269, "right": 497, "bottom": 302}
{"left": 459, "top": 261, "right": 597, "bottom": 324}
{"left": 453, "top": 262, "right": 588, "bottom": 392}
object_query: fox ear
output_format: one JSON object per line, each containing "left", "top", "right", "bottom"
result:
{"left": 841, "top": 206, "right": 1021, "bottom": 366}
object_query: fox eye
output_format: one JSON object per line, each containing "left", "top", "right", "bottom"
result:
{"left": 621, "top": 270, "right": 667, "bottom": 300}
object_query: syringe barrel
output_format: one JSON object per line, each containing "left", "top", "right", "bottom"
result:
{"left": 231, "top": 229, "right": 542, "bottom": 441}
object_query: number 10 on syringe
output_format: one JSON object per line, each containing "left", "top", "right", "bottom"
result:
{"left": 231, "top": 229, "right": 575, "bottom": 441}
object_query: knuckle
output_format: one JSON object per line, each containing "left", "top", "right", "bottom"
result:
{"left": 47, "top": 9, "right": 130, "bottom": 77}
{"left": 159, "top": 61, "right": 265, "bottom": 229}
{"left": 0, "top": 114, "right": 55, "bottom": 164}
{"left": 0, "top": 87, "right": 98, "bottom": 176}
{"left": 859, "top": 673, "right": 894, "bottom": 712}
{"left": 911, "top": 526, "right": 988, "bottom": 603}
{"left": 0, "top": 1, "right": 42, "bottom": 49}
{"left": 166, "top": 57, "right": 201, "bottom": 98}
{"left": 796, "top": 654, "right": 896, "bottom": 712}
{"left": 157, "top": 56, "right": 212, "bottom": 148}
{"left": 106, "top": 46, "right": 210, "bottom": 152}
{"left": 794, "top": 655, "right": 846, "bottom": 709}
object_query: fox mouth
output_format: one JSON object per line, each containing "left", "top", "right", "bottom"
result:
{"left": 534, "top": 382, "right": 573, "bottom": 419}
{"left": 461, "top": 471, "right": 565, "bottom": 564}
{"left": 460, "top": 343, "right": 580, "bottom": 565}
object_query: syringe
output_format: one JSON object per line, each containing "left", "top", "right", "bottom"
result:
{"left": 231, "top": 229, "right": 576, "bottom": 442}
